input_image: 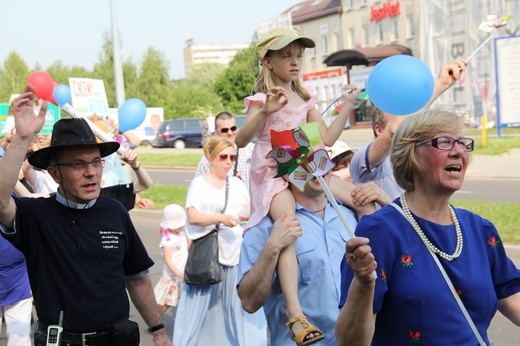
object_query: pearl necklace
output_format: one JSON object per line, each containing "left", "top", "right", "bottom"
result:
{"left": 400, "top": 194, "right": 463, "bottom": 261}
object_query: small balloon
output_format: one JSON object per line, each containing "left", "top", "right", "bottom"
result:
{"left": 53, "top": 85, "right": 72, "bottom": 106}
{"left": 365, "top": 55, "right": 434, "bottom": 115}
{"left": 27, "top": 71, "right": 54, "bottom": 100}
{"left": 118, "top": 98, "right": 147, "bottom": 133}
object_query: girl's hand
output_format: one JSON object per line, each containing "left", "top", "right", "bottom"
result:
{"left": 219, "top": 214, "right": 240, "bottom": 227}
{"left": 263, "top": 86, "right": 289, "bottom": 115}
{"left": 341, "top": 84, "right": 361, "bottom": 106}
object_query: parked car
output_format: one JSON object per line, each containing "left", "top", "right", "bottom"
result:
{"left": 151, "top": 118, "right": 204, "bottom": 149}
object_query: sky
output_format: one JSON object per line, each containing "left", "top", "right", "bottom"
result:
{"left": 1, "top": 0, "right": 299, "bottom": 79}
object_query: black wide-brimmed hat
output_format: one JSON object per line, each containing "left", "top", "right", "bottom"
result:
{"left": 28, "top": 118, "right": 120, "bottom": 170}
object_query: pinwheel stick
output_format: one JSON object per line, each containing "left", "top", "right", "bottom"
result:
{"left": 61, "top": 103, "right": 126, "bottom": 156}
{"left": 466, "top": 32, "right": 497, "bottom": 62}
{"left": 316, "top": 175, "right": 377, "bottom": 279}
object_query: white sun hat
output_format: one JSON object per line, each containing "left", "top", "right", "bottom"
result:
{"left": 160, "top": 204, "right": 186, "bottom": 230}
{"left": 326, "top": 141, "right": 357, "bottom": 160}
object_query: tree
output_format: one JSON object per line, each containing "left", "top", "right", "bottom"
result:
{"left": 47, "top": 61, "right": 91, "bottom": 85}
{"left": 91, "top": 32, "right": 138, "bottom": 108}
{"left": 0, "top": 52, "right": 30, "bottom": 102}
{"left": 126, "top": 47, "right": 172, "bottom": 108}
{"left": 213, "top": 44, "right": 258, "bottom": 114}
{"left": 167, "top": 63, "right": 225, "bottom": 119}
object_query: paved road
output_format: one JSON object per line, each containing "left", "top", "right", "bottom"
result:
{"left": 148, "top": 168, "right": 520, "bottom": 203}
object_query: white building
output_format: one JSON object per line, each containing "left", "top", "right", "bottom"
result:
{"left": 183, "top": 41, "right": 250, "bottom": 78}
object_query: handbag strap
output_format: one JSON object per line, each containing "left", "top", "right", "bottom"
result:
{"left": 215, "top": 176, "right": 230, "bottom": 230}
{"left": 390, "top": 202, "right": 486, "bottom": 346}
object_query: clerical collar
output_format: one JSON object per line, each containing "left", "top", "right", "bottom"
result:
{"left": 55, "top": 191, "right": 97, "bottom": 209}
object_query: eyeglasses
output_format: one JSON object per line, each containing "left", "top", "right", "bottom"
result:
{"left": 416, "top": 136, "right": 474, "bottom": 152}
{"left": 218, "top": 154, "right": 237, "bottom": 162}
{"left": 55, "top": 158, "right": 105, "bottom": 171}
{"left": 220, "top": 126, "right": 237, "bottom": 134}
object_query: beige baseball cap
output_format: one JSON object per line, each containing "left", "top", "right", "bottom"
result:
{"left": 256, "top": 27, "right": 315, "bottom": 60}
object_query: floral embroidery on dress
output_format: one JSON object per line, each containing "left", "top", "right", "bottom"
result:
{"left": 401, "top": 254, "right": 414, "bottom": 268}
{"left": 380, "top": 269, "right": 387, "bottom": 284}
{"left": 487, "top": 236, "right": 500, "bottom": 249}
{"left": 409, "top": 329, "right": 421, "bottom": 343}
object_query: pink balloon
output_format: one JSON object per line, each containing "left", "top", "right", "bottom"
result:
{"left": 27, "top": 71, "right": 54, "bottom": 100}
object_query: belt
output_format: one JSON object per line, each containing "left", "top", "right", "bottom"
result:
{"left": 36, "top": 321, "right": 114, "bottom": 346}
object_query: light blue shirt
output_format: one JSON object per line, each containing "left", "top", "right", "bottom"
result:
{"left": 237, "top": 200, "right": 356, "bottom": 345}
{"left": 350, "top": 142, "right": 404, "bottom": 201}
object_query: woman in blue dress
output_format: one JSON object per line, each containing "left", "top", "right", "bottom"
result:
{"left": 336, "top": 109, "right": 520, "bottom": 345}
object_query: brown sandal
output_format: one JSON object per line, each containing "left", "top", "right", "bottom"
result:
{"left": 286, "top": 314, "right": 325, "bottom": 346}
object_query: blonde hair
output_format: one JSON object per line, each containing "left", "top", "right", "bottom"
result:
{"left": 391, "top": 109, "right": 464, "bottom": 192}
{"left": 254, "top": 42, "right": 311, "bottom": 101}
{"left": 203, "top": 137, "right": 235, "bottom": 161}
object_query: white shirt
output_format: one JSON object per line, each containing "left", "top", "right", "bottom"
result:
{"left": 185, "top": 176, "right": 249, "bottom": 266}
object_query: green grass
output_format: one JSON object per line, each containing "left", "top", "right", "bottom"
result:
{"left": 140, "top": 184, "right": 520, "bottom": 245}
{"left": 139, "top": 153, "right": 203, "bottom": 167}
{"left": 452, "top": 200, "right": 520, "bottom": 244}
{"left": 472, "top": 136, "right": 520, "bottom": 155}
{"left": 139, "top": 184, "right": 189, "bottom": 210}
{"left": 137, "top": 130, "right": 520, "bottom": 244}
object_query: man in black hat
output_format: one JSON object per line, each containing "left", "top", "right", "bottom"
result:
{"left": 0, "top": 86, "right": 172, "bottom": 346}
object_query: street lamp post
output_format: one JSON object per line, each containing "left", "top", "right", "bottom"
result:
{"left": 110, "top": 0, "right": 125, "bottom": 108}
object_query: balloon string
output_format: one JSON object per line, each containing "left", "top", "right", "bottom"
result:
{"left": 320, "top": 95, "right": 343, "bottom": 117}
{"left": 320, "top": 87, "right": 365, "bottom": 117}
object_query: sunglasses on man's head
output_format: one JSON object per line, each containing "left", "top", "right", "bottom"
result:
{"left": 218, "top": 154, "right": 237, "bottom": 162}
{"left": 220, "top": 126, "right": 237, "bottom": 133}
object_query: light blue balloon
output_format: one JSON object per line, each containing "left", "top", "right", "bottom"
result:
{"left": 118, "top": 98, "right": 147, "bottom": 133}
{"left": 365, "top": 55, "right": 434, "bottom": 116}
{"left": 53, "top": 84, "right": 72, "bottom": 106}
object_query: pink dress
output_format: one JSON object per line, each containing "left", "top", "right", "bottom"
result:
{"left": 243, "top": 86, "right": 317, "bottom": 229}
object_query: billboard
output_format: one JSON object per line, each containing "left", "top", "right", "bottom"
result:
{"left": 495, "top": 35, "right": 520, "bottom": 128}
{"left": 0, "top": 102, "right": 60, "bottom": 136}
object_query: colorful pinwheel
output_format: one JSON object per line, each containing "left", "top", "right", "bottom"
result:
{"left": 467, "top": 14, "right": 512, "bottom": 62}
{"left": 479, "top": 14, "right": 511, "bottom": 32}
{"left": 267, "top": 122, "right": 336, "bottom": 191}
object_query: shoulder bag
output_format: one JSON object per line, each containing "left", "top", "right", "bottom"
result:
{"left": 184, "top": 177, "right": 229, "bottom": 286}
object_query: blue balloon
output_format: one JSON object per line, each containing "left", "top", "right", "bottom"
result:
{"left": 118, "top": 98, "right": 147, "bottom": 133}
{"left": 53, "top": 84, "right": 72, "bottom": 106}
{"left": 365, "top": 55, "right": 434, "bottom": 116}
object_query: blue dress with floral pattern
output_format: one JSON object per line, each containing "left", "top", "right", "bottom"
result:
{"left": 339, "top": 200, "right": 520, "bottom": 345}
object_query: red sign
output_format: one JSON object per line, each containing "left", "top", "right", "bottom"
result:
{"left": 370, "top": 1, "right": 401, "bottom": 21}
{"left": 303, "top": 68, "right": 343, "bottom": 81}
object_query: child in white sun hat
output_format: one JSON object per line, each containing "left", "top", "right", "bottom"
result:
{"left": 154, "top": 204, "right": 190, "bottom": 315}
